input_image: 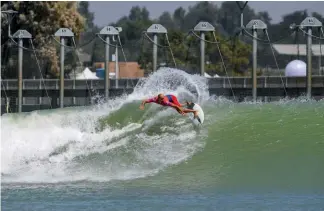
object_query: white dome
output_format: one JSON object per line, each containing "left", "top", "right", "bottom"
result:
{"left": 285, "top": 60, "right": 306, "bottom": 77}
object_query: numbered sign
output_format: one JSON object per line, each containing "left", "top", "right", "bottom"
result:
{"left": 246, "top": 20, "right": 267, "bottom": 30}
{"left": 194, "top": 22, "right": 215, "bottom": 32}
{"left": 12, "top": 30, "right": 32, "bottom": 39}
{"left": 54, "top": 28, "right": 74, "bottom": 37}
{"left": 301, "top": 17, "right": 322, "bottom": 28}
{"left": 147, "top": 24, "right": 167, "bottom": 34}
{"left": 99, "top": 26, "right": 120, "bottom": 35}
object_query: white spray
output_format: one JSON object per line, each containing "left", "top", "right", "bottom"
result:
{"left": 1, "top": 68, "right": 210, "bottom": 183}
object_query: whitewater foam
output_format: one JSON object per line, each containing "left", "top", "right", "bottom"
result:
{"left": 1, "top": 67, "right": 210, "bottom": 183}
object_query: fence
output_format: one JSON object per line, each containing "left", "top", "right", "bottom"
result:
{"left": 1, "top": 76, "right": 324, "bottom": 114}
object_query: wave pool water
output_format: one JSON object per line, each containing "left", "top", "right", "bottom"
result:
{"left": 2, "top": 67, "right": 324, "bottom": 210}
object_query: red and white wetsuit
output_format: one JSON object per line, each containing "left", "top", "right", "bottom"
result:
{"left": 146, "top": 94, "right": 181, "bottom": 107}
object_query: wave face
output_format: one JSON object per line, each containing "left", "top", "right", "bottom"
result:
{"left": 1, "top": 68, "right": 210, "bottom": 183}
{"left": 140, "top": 99, "right": 324, "bottom": 191}
{"left": 2, "top": 67, "right": 324, "bottom": 191}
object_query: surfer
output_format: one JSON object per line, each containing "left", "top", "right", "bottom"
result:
{"left": 139, "top": 93, "right": 199, "bottom": 118}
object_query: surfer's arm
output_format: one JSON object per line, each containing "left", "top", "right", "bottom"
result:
{"left": 141, "top": 99, "right": 148, "bottom": 105}
{"left": 140, "top": 98, "right": 155, "bottom": 109}
{"left": 166, "top": 102, "right": 185, "bottom": 114}
{"left": 140, "top": 99, "right": 149, "bottom": 107}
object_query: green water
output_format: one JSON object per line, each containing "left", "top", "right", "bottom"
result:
{"left": 2, "top": 68, "right": 324, "bottom": 210}
{"left": 97, "top": 100, "right": 324, "bottom": 192}
{"left": 2, "top": 100, "right": 324, "bottom": 211}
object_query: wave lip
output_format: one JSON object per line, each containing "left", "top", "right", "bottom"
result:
{"left": 1, "top": 67, "right": 210, "bottom": 184}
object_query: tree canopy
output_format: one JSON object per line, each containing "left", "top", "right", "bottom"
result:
{"left": 1, "top": 1, "right": 85, "bottom": 78}
{"left": 1, "top": 1, "right": 323, "bottom": 79}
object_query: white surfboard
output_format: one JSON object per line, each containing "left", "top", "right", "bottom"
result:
{"left": 186, "top": 102, "right": 204, "bottom": 125}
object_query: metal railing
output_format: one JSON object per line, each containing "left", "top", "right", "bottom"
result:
{"left": 1, "top": 76, "right": 323, "bottom": 90}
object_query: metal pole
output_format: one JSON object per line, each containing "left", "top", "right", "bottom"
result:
{"left": 73, "top": 79, "right": 76, "bottom": 105}
{"left": 6, "top": 98, "right": 10, "bottom": 113}
{"left": 1, "top": 10, "right": 18, "bottom": 38}
{"left": 320, "top": 28, "right": 324, "bottom": 76}
{"left": 236, "top": 1, "right": 248, "bottom": 40}
{"left": 252, "top": 27, "right": 257, "bottom": 102}
{"left": 60, "top": 37, "right": 65, "bottom": 108}
{"left": 115, "top": 43, "right": 119, "bottom": 88}
{"left": 105, "top": 36, "right": 110, "bottom": 100}
{"left": 200, "top": 32, "right": 205, "bottom": 76}
{"left": 306, "top": 28, "right": 312, "bottom": 99}
{"left": 319, "top": 38, "right": 322, "bottom": 76}
{"left": 18, "top": 38, "right": 23, "bottom": 113}
{"left": 153, "top": 34, "right": 158, "bottom": 72}
{"left": 54, "top": 28, "right": 74, "bottom": 108}
{"left": 9, "top": 20, "right": 11, "bottom": 38}
{"left": 319, "top": 55, "right": 322, "bottom": 76}
{"left": 240, "top": 12, "right": 244, "bottom": 40}
{"left": 193, "top": 22, "right": 214, "bottom": 76}
{"left": 241, "top": 13, "right": 244, "bottom": 28}
{"left": 146, "top": 24, "right": 167, "bottom": 72}
{"left": 39, "top": 80, "right": 42, "bottom": 105}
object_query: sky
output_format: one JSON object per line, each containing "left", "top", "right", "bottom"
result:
{"left": 89, "top": 1, "right": 324, "bottom": 27}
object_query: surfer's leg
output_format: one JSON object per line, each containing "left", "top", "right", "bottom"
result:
{"left": 170, "top": 95, "right": 182, "bottom": 107}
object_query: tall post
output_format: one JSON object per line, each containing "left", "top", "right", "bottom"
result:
{"left": 319, "top": 39, "right": 322, "bottom": 75}
{"left": 307, "top": 28, "right": 312, "bottom": 98}
{"left": 319, "top": 47, "right": 322, "bottom": 76}
{"left": 2, "top": 10, "right": 18, "bottom": 38}
{"left": 60, "top": 37, "right": 65, "bottom": 108}
{"left": 319, "top": 30, "right": 322, "bottom": 75}
{"left": 241, "top": 13, "right": 244, "bottom": 29}
{"left": 115, "top": 27, "right": 122, "bottom": 88}
{"left": 12, "top": 30, "right": 32, "bottom": 113}
{"left": 105, "top": 36, "right": 110, "bottom": 98}
{"left": 115, "top": 45, "right": 119, "bottom": 86}
{"left": 193, "top": 22, "right": 215, "bottom": 76}
{"left": 54, "top": 28, "right": 74, "bottom": 108}
{"left": 153, "top": 34, "right": 158, "bottom": 72}
{"left": 252, "top": 26, "right": 257, "bottom": 102}
{"left": 240, "top": 12, "right": 245, "bottom": 42}
{"left": 300, "top": 17, "right": 322, "bottom": 99}
{"left": 18, "top": 38, "right": 23, "bottom": 113}
{"left": 99, "top": 26, "right": 119, "bottom": 99}
{"left": 146, "top": 24, "right": 167, "bottom": 73}
{"left": 246, "top": 20, "right": 267, "bottom": 102}
{"left": 200, "top": 32, "right": 205, "bottom": 76}
{"left": 296, "top": 32, "right": 300, "bottom": 60}
{"left": 236, "top": 1, "right": 248, "bottom": 40}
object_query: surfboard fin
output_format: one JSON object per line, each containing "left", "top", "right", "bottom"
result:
{"left": 193, "top": 114, "right": 201, "bottom": 123}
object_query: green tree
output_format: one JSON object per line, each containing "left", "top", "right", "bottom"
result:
{"left": 1, "top": 1, "right": 85, "bottom": 78}
{"left": 257, "top": 11, "right": 272, "bottom": 26}
{"left": 76, "top": 1, "right": 99, "bottom": 67}
{"left": 158, "top": 12, "right": 175, "bottom": 29}
{"left": 217, "top": 1, "right": 258, "bottom": 35}
{"left": 173, "top": 7, "right": 186, "bottom": 30}
{"left": 105, "top": 6, "right": 153, "bottom": 63}
{"left": 77, "top": 1, "right": 94, "bottom": 30}
{"left": 183, "top": 1, "right": 219, "bottom": 31}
